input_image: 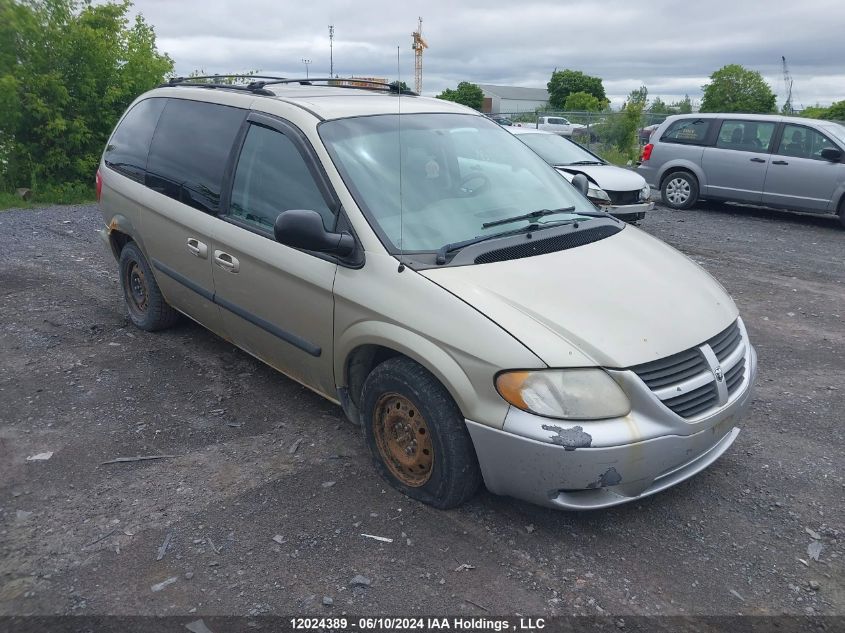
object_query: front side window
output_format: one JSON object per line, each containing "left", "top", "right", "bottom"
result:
{"left": 661, "top": 118, "right": 712, "bottom": 145}
{"left": 145, "top": 99, "right": 246, "bottom": 214}
{"left": 103, "top": 98, "right": 166, "bottom": 183}
{"left": 319, "top": 113, "right": 600, "bottom": 252}
{"left": 716, "top": 120, "right": 775, "bottom": 153}
{"left": 777, "top": 124, "right": 837, "bottom": 160}
{"left": 228, "top": 124, "right": 334, "bottom": 231}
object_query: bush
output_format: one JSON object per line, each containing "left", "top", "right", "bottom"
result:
{"left": 0, "top": 0, "right": 172, "bottom": 197}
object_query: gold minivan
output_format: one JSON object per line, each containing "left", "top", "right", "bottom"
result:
{"left": 97, "top": 77, "right": 757, "bottom": 510}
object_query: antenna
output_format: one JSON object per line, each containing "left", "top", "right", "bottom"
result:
{"left": 397, "top": 45, "right": 405, "bottom": 273}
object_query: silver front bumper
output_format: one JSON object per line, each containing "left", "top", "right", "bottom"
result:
{"left": 466, "top": 344, "right": 757, "bottom": 510}
{"left": 600, "top": 201, "right": 654, "bottom": 217}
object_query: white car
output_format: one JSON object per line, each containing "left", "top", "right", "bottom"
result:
{"left": 518, "top": 115, "right": 587, "bottom": 138}
{"left": 511, "top": 127, "right": 654, "bottom": 221}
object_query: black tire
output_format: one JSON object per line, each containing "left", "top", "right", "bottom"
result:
{"left": 360, "top": 357, "right": 482, "bottom": 509}
{"left": 838, "top": 198, "right": 845, "bottom": 230}
{"left": 118, "top": 241, "right": 179, "bottom": 331}
{"left": 661, "top": 171, "right": 699, "bottom": 210}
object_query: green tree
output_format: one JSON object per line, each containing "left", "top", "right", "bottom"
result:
{"left": 436, "top": 81, "right": 484, "bottom": 110}
{"left": 675, "top": 94, "right": 693, "bottom": 114}
{"left": 700, "top": 64, "right": 776, "bottom": 113}
{"left": 799, "top": 104, "right": 829, "bottom": 119}
{"left": 827, "top": 100, "right": 845, "bottom": 121}
{"left": 617, "top": 86, "right": 648, "bottom": 160}
{"left": 0, "top": 0, "right": 172, "bottom": 192}
{"left": 648, "top": 96, "right": 668, "bottom": 115}
{"left": 563, "top": 91, "right": 601, "bottom": 112}
{"left": 547, "top": 69, "right": 607, "bottom": 109}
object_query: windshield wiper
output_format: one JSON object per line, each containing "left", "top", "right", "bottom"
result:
{"left": 564, "top": 160, "right": 604, "bottom": 166}
{"left": 481, "top": 206, "right": 576, "bottom": 229}
{"left": 435, "top": 221, "right": 577, "bottom": 265}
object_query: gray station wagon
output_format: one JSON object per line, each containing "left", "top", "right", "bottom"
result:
{"left": 638, "top": 113, "right": 845, "bottom": 227}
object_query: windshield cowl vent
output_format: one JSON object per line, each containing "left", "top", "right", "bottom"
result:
{"left": 474, "top": 224, "right": 622, "bottom": 265}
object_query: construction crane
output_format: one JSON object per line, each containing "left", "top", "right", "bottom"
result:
{"left": 782, "top": 56, "right": 794, "bottom": 115}
{"left": 412, "top": 17, "right": 428, "bottom": 94}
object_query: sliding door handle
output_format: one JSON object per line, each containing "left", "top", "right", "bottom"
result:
{"left": 186, "top": 238, "right": 208, "bottom": 258}
{"left": 772, "top": 160, "right": 789, "bottom": 165}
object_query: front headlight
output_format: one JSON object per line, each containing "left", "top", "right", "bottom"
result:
{"left": 639, "top": 184, "right": 651, "bottom": 201}
{"left": 587, "top": 186, "right": 610, "bottom": 203}
{"left": 495, "top": 369, "right": 630, "bottom": 420}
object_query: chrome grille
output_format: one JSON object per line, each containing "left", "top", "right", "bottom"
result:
{"left": 633, "top": 348, "right": 707, "bottom": 389}
{"left": 631, "top": 318, "right": 749, "bottom": 420}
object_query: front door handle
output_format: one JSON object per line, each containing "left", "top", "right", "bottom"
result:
{"left": 772, "top": 160, "right": 789, "bottom": 165}
{"left": 213, "top": 250, "right": 240, "bottom": 273}
{"left": 186, "top": 238, "right": 208, "bottom": 258}
{"left": 749, "top": 157, "right": 766, "bottom": 163}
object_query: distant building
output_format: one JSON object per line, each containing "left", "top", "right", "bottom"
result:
{"left": 478, "top": 84, "right": 549, "bottom": 114}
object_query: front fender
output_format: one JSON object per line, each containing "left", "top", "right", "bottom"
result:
{"left": 335, "top": 320, "right": 490, "bottom": 425}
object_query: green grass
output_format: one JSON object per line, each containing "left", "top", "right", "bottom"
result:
{"left": 0, "top": 183, "right": 95, "bottom": 211}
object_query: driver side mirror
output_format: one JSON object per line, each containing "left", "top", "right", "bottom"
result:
{"left": 571, "top": 173, "right": 590, "bottom": 197}
{"left": 274, "top": 209, "right": 355, "bottom": 257}
{"left": 820, "top": 147, "right": 842, "bottom": 162}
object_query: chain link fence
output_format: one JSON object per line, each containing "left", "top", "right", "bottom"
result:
{"left": 494, "top": 110, "right": 671, "bottom": 165}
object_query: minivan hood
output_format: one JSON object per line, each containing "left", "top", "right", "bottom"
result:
{"left": 421, "top": 226, "right": 737, "bottom": 368}
{"left": 557, "top": 164, "right": 646, "bottom": 192}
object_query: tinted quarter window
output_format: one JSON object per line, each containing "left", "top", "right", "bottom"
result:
{"left": 103, "top": 98, "right": 165, "bottom": 183}
{"left": 146, "top": 99, "right": 246, "bottom": 214}
{"left": 716, "top": 120, "right": 775, "bottom": 152}
{"left": 661, "top": 118, "right": 712, "bottom": 145}
{"left": 228, "top": 124, "right": 335, "bottom": 231}
{"left": 777, "top": 124, "right": 837, "bottom": 160}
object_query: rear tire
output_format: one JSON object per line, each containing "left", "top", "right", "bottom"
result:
{"left": 661, "top": 171, "right": 699, "bottom": 210}
{"left": 118, "top": 242, "right": 179, "bottom": 331}
{"left": 360, "top": 357, "right": 482, "bottom": 509}
{"left": 838, "top": 198, "right": 845, "bottom": 229}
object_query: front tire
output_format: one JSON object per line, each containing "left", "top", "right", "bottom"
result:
{"left": 661, "top": 171, "right": 699, "bottom": 210}
{"left": 360, "top": 357, "right": 482, "bottom": 509}
{"left": 118, "top": 242, "right": 179, "bottom": 331}
{"left": 838, "top": 198, "right": 845, "bottom": 229}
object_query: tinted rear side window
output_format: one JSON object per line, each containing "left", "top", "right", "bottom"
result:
{"left": 103, "top": 98, "right": 166, "bottom": 183}
{"left": 146, "top": 99, "right": 246, "bottom": 214}
{"left": 661, "top": 118, "right": 712, "bottom": 145}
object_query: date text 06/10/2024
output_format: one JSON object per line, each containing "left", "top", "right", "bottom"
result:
{"left": 290, "top": 617, "right": 547, "bottom": 630}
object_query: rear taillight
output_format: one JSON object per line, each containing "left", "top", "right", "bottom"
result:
{"left": 96, "top": 169, "right": 103, "bottom": 202}
{"left": 641, "top": 143, "right": 654, "bottom": 162}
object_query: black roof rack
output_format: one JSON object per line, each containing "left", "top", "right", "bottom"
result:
{"left": 247, "top": 78, "right": 417, "bottom": 96}
{"left": 159, "top": 75, "right": 417, "bottom": 97}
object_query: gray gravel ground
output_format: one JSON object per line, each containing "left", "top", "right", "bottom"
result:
{"left": 0, "top": 201, "right": 843, "bottom": 617}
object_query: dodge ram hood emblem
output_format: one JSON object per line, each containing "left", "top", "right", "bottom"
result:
{"left": 714, "top": 366, "right": 724, "bottom": 382}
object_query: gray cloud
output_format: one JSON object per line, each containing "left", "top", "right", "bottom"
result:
{"left": 131, "top": 0, "right": 845, "bottom": 108}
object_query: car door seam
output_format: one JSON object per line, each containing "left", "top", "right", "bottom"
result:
{"left": 151, "top": 257, "right": 321, "bottom": 357}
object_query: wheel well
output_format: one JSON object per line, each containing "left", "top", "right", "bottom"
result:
{"left": 345, "top": 345, "right": 403, "bottom": 407}
{"left": 659, "top": 168, "right": 698, "bottom": 191}
{"left": 109, "top": 229, "right": 132, "bottom": 258}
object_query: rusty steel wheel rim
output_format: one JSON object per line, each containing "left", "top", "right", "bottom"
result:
{"left": 373, "top": 393, "right": 434, "bottom": 487}
{"left": 126, "top": 262, "right": 149, "bottom": 313}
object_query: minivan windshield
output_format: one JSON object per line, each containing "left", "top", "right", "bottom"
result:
{"left": 515, "top": 132, "right": 605, "bottom": 166}
{"left": 319, "top": 113, "right": 599, "bottom": 252}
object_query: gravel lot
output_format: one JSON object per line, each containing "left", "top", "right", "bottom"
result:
{"left": 1, "top": 201, "right": 843, "bottom": 617}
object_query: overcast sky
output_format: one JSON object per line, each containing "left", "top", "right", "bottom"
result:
{"left": 129, "top": 0, "right": 845, "bottom": 109}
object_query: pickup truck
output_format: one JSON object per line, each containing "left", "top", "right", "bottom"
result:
{"left": 518, "top": 116, "right": 587, "bottom": 138}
